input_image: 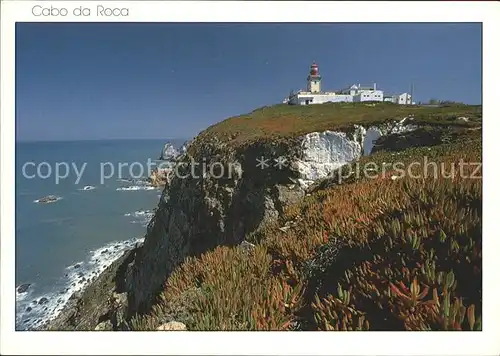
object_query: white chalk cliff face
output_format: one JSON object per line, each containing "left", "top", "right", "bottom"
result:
{"left": 295, "top": 118, "right": 417, "bottom": 186}
{"left": 295, "top": 130, "right": 363, "bottom": 183}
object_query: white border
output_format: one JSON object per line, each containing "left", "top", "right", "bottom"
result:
{"left": 2, "top": 1, "right": 499, "bottom": 355}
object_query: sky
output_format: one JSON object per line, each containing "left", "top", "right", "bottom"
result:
{"left": 16, "top": 23, "right": 482, "bottom": 142}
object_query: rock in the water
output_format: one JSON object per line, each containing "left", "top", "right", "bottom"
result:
{"left": 156, "top": 321, "right": 187, "bottom": 331}
{"left": 26, "top": 306, "right": 32, "bottom": 312}
{"left": 159, "top": 142, "right": 180, "bottom": 161}
{"left": 17, "top": 283, "right": 31, "bottom": 293}
{"left": 38, "top": 297, "right": 49, "bottom": 305}
{"left": 36, "top": 195, "right": 59, "bottom": 204}
{"left": 74, "top": 264, "right": 81, "bottom": 269}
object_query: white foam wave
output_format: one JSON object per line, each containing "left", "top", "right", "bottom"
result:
{"left": 124, "top": 209, "right": 152, "bottom": 218}
{"left": 16, "top": 287, "right": 31, "bottom": 302}
{"left": 78, "top": 185, "right": 96, "bottom": 191}
{"left": 15, "top": 236, "right": 144, "bottom": 331}
{"left": 117, "top": 177, "right": 150, "bottom": 185}
{"left": 116, "top": 185, "right": 156, "bottom": 191}
{"left": 124, "top": 210, "right": 154, "bottom": 227}
{"left": 116, "top": 178, "right": 133, "bottom": 183}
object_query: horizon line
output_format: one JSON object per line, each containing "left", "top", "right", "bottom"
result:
{"left": 15, "top": 137, "right": 191, "bottom": 144}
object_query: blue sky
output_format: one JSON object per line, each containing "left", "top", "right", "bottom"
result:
{"left": 16, "top": 23, "right": 481, "bottom": 142}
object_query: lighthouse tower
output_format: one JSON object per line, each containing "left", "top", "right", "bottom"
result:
{"left": 307, "top": 62, "right": 322, "bottom": 93}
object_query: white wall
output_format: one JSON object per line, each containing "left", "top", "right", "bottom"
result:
{"left": 330, "top": 94, "right": 353, "bottom": 103}
{"left": 298, "top": 96, "right": 314, "bottom": 105}
{"left": 398, "top": 93, "right": 412, "bottom": 105}
{"left": 294, "top": 93, "right": 354, "bottom": 105}
{"left": 292, "top": 94, "right": 316, "bottom": 105}
{"left": 357, "top": 89, "right": 384, "bottom": 102}
{"left": 288, "top": 89, "right": 411, "bottom": 106}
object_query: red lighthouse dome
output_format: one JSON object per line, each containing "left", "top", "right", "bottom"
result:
{"left": 310, "top": 62, "right": 319, "bottom": 76}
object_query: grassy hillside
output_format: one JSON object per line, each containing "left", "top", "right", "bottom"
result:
{"left": 130, "top": 103, "right": 482, "bottom": 331}
{"left": 198, "top": 102, "right": 481, "bottom": 146}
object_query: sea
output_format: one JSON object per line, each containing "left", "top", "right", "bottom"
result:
{"left": 15, "top": 139, "right": 185, "bottom": 330}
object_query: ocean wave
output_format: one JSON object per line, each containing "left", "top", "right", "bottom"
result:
{"left": 117, "top": 177, "right": 150, "bottom": 185}
{"left": 124, "top": 209, "right": 154, "bottom": 226}
{"left": 124, "top": 209, "right": 153, "bottom": 218}
{"left": 134, "top": 178, "right": 151, "bottom": 185}
{"left": 78, "top": 185, "right": 96, "bottom": 191}
{"left": 116, "top": 185, "right": 157, "bottom": 191}
{"left": 16, "top": 285, "right": 32, "bottom": 302}
{"left": 15, "top": 236, "right": 144, "bottom": 331}
{"left": 116, "top": 178, "right": 133, "bottom": 183}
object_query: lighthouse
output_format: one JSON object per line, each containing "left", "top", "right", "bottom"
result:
{"left": 307, "top": 62, "right": 322, "bottom": 93}
{"left": 285, "top": 61, "right": 411, "bottom": 106}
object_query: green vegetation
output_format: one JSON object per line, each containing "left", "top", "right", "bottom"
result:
{"left": 130, "top": 103, "right": 482, "bottom": 331}
{"left": 198, "top": 102, "right": 481, "bottom": 146}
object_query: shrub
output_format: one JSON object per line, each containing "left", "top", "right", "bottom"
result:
{"left": 137, "top": 245, "right": 304, "bottom": 331}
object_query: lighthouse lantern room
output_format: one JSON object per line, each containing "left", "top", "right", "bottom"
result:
{"left": 307, "top": 62, "right": 322, "bottom": 93}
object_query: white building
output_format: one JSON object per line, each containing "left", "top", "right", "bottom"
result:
{"left": 396, "top": 93, "right": 414, "bottom": 105}
{"left": 339, "top": 84, "right": 384, "bottom": 103}
{"left": 382, "top": 93, "right": 415, "bottom": 105}
{"left": 284, "top": 62, "right": 414, "bottom": 106}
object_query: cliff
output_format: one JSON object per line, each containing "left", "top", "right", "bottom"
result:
{"left": 42, "top": 102, "right": 482, "bottom": 331}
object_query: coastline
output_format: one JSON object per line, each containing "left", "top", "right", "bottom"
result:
{"left": 29, "top": 157, "right": 170, "bottom": 331}
{"left": 18, "top": 236, "right": 145, "bottom": 331}
{"left": 36, "top": 245, "right": 141, "bottom": 331}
